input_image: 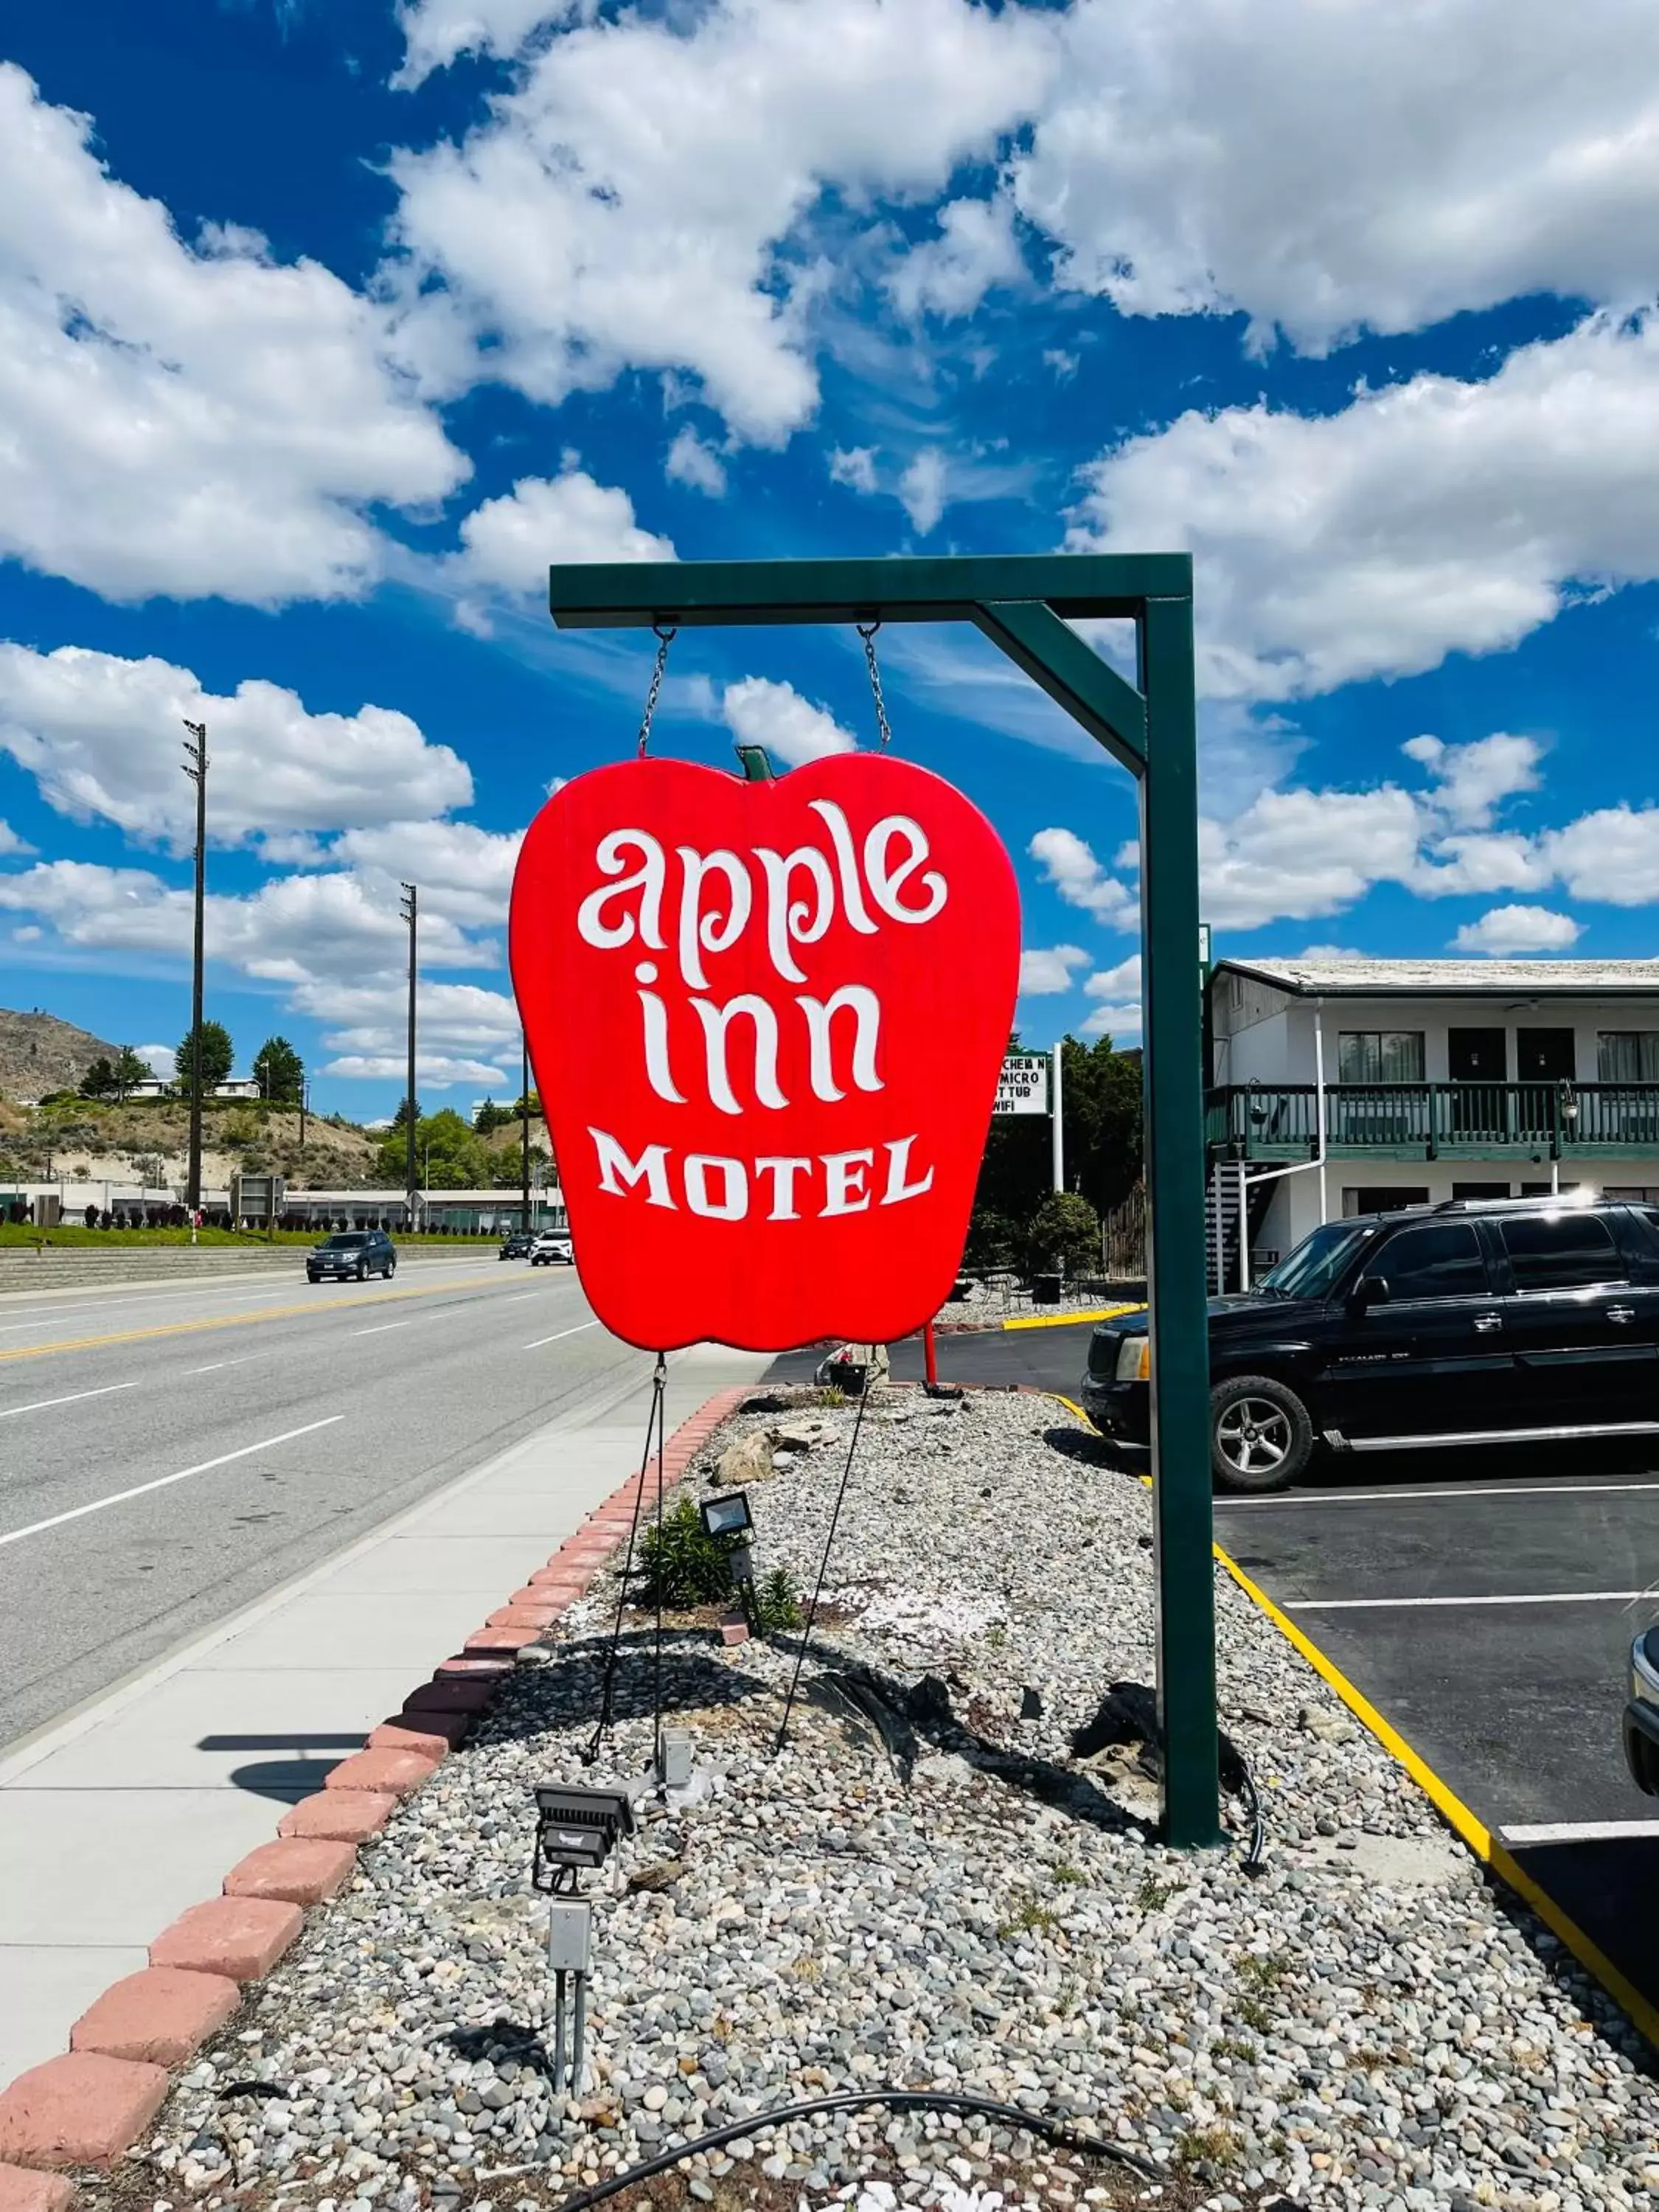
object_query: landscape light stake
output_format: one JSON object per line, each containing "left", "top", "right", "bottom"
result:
{"left": 180, "top": 720, "right": 209, "bottom": 1216}
{"left": 400, "top": 882, "right": 418, "bottom": 1232}
{"left": 543, "top": 554, "right": 1221, "bottom": 1846}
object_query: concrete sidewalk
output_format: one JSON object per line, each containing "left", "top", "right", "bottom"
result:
{"left": 0, "top": 1342, "right": 765, "bottom": 2082}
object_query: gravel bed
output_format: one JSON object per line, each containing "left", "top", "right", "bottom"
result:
{"left": 935, "top": 1292, "right": 1138, "bottom": 1326}
{"left": 89, "top": 1392, "right": 1659, "bottom": 2212}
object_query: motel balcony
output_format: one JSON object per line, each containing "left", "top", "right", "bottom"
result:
{"left": 1205, "top": 1081, "right": 1659, "bottom": 1164}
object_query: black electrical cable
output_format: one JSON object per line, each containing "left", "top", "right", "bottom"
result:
{"left": 582, "top": 1354, "right": 667, "bottom": 1767}
{"left": 531, "top": 2089, "right": 1161, "bottom": 2212}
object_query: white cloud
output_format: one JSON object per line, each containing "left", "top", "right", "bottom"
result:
{"left": 1451, "top": 904, "right": 1584, "bottom": 956}
{"left": 0, "top": 860, "right": 484, "bottom": 982}
{"left": 721, "top": 677, "right": 856, "bottom": 767}
{"left": 1400, "top": 733, "right": 1543, "bottom": 830}
{"left": 383, "top": 0, "right": 1055, "bottom": 443}
{"left": 1538, "top": 806, "right": 1659, "bottom": 906}
{"left": 1080, "top": 1000, "right": 1141, "bottom": 1044}
{"left": 324, "top": 821, "right": 524, "bottom": 931}
{"left": 665, "top": 428, "right": 728, "bottom": 498}
{"left": 392, "top": 0, "right": 582, "bottom": 88}
{"left": 1071, "top": 311, "right": 1659, "bottom": 700}
{"left": 1019, "top": 945, "right": 1090, "bottom": 995}
{"left": 830, "top": 448, "right": 880, "bottom": 495}
{"left": 136, "top": 1043, "right": 174, "bottom": 1077}
{"left": 0, "top": 644, "right": 473, "bottom": 854}
{"left": 321, "top": 1053, "right": 509, "bottom": 1090}
{"left": 445, "top": 470, "right": 674, "bottom": 624}
{"left": 1015, "top": 0, "right": 1659, "bottom": 353}
{"left": 1027, "top": 827, "right": 1137, "bottom": 930}
{"left": 1197, "top": 785, "right": 1425, "bottom": 930}
{"left": 0, "top": 819, "right": 33, "bottom": 857}
{"left": 887, "top": 196, "right": 1023, "bottom": 321}
{"left": 1084, "top": 955, "right": 1142, "bottom": 1001}
{"left": 0, "top": 64, "right": 465, "bottom": 605}
{"left": 899, "top": 449, "right": 949, "bottom": 537}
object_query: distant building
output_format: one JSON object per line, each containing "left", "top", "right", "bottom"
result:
{"left": 1207, "top": 956, "right": 1659, "bottom": 1288}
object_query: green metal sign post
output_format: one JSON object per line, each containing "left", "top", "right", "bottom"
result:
{"left": 545, "top": 552, "right": 1220, "bottom": 1848}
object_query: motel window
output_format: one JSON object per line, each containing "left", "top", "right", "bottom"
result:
{"left": 1337, "top": 1031, "right": 1426, "bottom": 1083}
{"left": 1597, "top": 1032, "right": 1659, "bottom": 1082}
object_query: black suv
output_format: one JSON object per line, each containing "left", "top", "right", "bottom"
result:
{"left": 307, "top": 1229, "right": 397, "bottom": 1283}
{"left": 499, "top": 1230, "right": 533, "bottom": 1259}
{"left": 1083, "top": 1195, "right": 1659, "bottom": 1492}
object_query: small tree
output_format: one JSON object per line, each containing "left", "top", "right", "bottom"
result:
{"left": 79, "top": 1057, "right": 116, "bottom": 1100}
{"left": 473, "top": 1097, "right": 510, "bottom": 1134}
{"left": 1026, "top": 1190, "right": 1101, "bottom": 1276}
{"left": 251, "top": 1035, "right": 304, "bottom": 1106}
{"left": 113, "top": 1047, "right": 150, "bottom": 1100}
{"left": 175, "top": 1020, "right": 233, "bottom": 1099}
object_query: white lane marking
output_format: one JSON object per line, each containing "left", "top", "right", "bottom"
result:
{"left": 494, "top": 1293, "right": 538, "bottom": 1307}
{"left": 0, "top": 1380, "right": 142, "bottom": 1420}
{"left": 0, "top": 1416, "right": 345, "bottom": 1551}
{"left": 352, "top": 1321, "right": 409, "bottom": 1338}
{"left": 188, "top": 1355, "right": 254, "bottom": 1375}
{"left": 524, "top": 1321, "right": 602, "bottom": 1351}
{"left": 1223, "top": 1480, "right": 1659, "bottom": 1507}
{"left": 1498, "top": 1819, "right": 1659, "bottom": 1846}
{"left": 1292, "top": 1590, "right": 1649, "bottom": 1610}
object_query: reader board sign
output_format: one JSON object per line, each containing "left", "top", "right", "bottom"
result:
{"left": 995, "top": 1054, "right": 1050, "bottom": 1116}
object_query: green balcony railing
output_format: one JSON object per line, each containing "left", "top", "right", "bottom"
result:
{"left": 1206, "top": 1082, "right": 1659, "bottom": 1161}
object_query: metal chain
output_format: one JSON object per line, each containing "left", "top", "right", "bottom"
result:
{"left": 857, "top": 620, "right": 892, "bottom": 749}
{"left": 636, "top": 624, "right": 676, "bottom": 758}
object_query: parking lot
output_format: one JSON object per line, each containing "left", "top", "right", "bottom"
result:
{"left": 769, "top": 1320, "right": 1659, "bottom": 2022}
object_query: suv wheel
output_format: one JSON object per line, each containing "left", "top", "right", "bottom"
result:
{"left": 355, "top": 1259, "right": 367, "bottom": 1281}
{"left": 1210, "top": 1374, "right": 1313, "bottom": 1494}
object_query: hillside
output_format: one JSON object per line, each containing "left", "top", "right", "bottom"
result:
{"left": 0, "top": 1098, "right": 379, "bottom": 1191}
{"left": 0, "top": 1007, "right": 122, "bottom": 1103}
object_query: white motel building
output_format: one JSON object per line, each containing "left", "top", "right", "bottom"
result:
{"left": 1206, "top": 956, "right": 1659, "bottom": 1290}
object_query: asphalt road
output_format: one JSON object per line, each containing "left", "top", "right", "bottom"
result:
{"left": 0, "top": 1255, "right": 653, "bottom": 1752}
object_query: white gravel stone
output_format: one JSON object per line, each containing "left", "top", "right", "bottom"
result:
{"left": 88, "top": 1391, "right": 1659, "bottom": 2212}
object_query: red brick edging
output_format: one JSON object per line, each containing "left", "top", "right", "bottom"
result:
{"left": 0, "top": 1382, "right": 754, "bottom": 2195}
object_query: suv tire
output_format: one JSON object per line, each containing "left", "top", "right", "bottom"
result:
{"left": 1210, "top": 1374, "right": 1313, "bottom": 1494}
{"left": 355, "top": 1259, "right": 367, "bottom": 1282}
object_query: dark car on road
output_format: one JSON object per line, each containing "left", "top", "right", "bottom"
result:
{"left": 307, "top": 1229, "right": 397, "bottom": 1284}
{"left": 1083, "top": 1193, "right": 1659, "bottom": 1492}
{"left": 499, "top": 1230, "right": 533, "bottom": 1259}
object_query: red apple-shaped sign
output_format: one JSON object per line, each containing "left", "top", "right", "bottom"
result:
{"left": 509, "top": 754, "right": 1020, "bottom": 1352}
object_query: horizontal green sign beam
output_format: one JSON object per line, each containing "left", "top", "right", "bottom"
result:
{"left": 547, "top": 552, "right": 1192, "bottom": 628}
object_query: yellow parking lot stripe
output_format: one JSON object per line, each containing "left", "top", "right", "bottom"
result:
{"left": 0, "top": 1272, "right": 507, "bottom": 1364}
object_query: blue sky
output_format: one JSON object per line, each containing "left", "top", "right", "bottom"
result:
{"left": 3, "top": 0, "right": 1659, "bottom": 1115}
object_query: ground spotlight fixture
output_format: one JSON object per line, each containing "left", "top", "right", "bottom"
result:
{"left": 699, "top": 1490, "right": 754, "bottom": 1543}
{"left": 700, "top": 1487, "right": 756, "bottom": 1593}
{"left": 532, "top": 1784, "right": 633, "bottom": 2096}
{"left": 532, "top": 1781, "right": 634, "bottom": 1895}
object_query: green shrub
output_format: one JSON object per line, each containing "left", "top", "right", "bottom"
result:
{"left": 634, "top": 1496, "right": 735, "bottom": 1608}
{"left": 752, "top": 1566, "right": 803, "bottom": 1634}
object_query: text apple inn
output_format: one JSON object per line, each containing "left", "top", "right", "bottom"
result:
{"left": 573, "top": 796, "right": 949, "bottom": 1223}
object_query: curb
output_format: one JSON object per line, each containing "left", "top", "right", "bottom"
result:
{"left": 0, "top": 1380, "right": 757, "bottom": 2197}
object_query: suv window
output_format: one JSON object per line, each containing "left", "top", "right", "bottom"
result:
{"left": 1364, "top": 1221, "right": 1487, "bottom": 1301}
{"left": 324, "top": 1233, "right": 367, "bottom": 1248}
{"left": 1499, "top": 1211, "right": 1624, "bottom": 1292}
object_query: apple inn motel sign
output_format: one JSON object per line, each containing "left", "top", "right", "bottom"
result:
{"left": 518, "top": 554, "right": 1219, "bottom": 1850}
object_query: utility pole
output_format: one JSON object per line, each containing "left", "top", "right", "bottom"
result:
{"left": 521, "top": 1032, "right": 532, "bottom": 1232}
{"left": 400, "top": 883, "right": 417, "bottom": 1233}
{"left": 181, "top": 721, "right": 209, "bottom": 1217}
{"left": 299, "top": 1074, "right": 308, "bottom": 1151}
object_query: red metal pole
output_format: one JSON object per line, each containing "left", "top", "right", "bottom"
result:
{"left": 924, "top": 1318, "right": 939, "bottom": 1388}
